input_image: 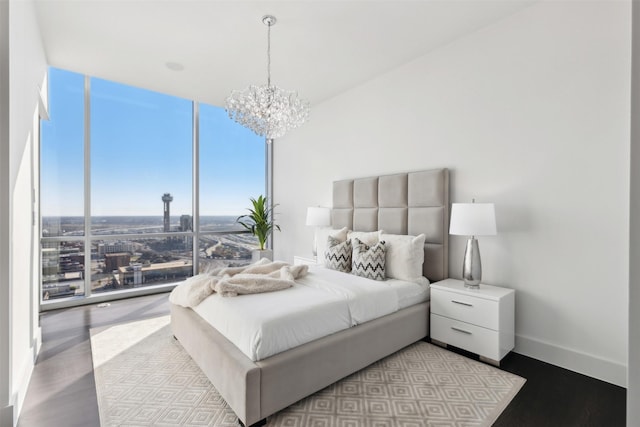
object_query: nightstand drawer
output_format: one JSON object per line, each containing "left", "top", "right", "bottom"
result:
{"left": 431, "top": 314, "right": 500, "bottom": 360}
{"left": 431, "top": 288, "right": 498, "bottom": 330}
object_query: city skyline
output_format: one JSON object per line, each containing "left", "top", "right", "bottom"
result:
{"left": 41, "top": 67, "right": 266, "bottom": 218}
{"left": 42, "top": 212, "right": 248, "bottom": 237}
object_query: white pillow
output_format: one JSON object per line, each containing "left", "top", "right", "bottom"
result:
{"left": 381, "top": 233, "right": 426, "bottom": 283}
{"left": 315, "top": 227, "right": 348, "bottom": 262}
{"left": 347, "top": 230, "right": 383, "bottom": 246}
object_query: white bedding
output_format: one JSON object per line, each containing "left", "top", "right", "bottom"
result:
{"left": 191, "top": 265, "right": 430, "bottom": 361}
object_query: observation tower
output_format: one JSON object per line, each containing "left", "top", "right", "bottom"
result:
{"left": 162, "top": 193, "right": 173, "bottom": 232}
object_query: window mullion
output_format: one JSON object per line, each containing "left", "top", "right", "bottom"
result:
{"left": 84, "top": 75, "right": 91, "bottom": 298}
{"left": 193, "top": 101, "right": 200, "bottom": 275}
{"left": 266, "top": 139, "right": 273, "bottom": 250}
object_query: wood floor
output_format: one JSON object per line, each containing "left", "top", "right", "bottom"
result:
{"left": 17, "top": 293, "right": 626, "bottom": 427}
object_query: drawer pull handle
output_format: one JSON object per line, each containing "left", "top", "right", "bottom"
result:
{"left": 451, "top": 299, "right": 473, "bottom": 307}
{"left": 451, "top": 326, "right": 472, "bottom": 335}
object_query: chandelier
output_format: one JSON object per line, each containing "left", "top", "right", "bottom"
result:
{"left": 225, "top": 15, "right": 310, "bottom": 141}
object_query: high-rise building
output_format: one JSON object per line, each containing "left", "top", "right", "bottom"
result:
{"left": 162, "top": 193, "right": 173, "bottom": 232}
{"left": 180, "top": 215, "right": 192, "bottom": 232}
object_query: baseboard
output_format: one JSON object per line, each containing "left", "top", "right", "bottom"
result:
{"left": 515, "top": 333, "right": 627, "bottom": 388}
{"left": 12, "top": 358, "right": 34, "bottom": 424}
{"left": 33, "top": 326, "right": 42, "bottom": 360}
{"left": 11, "top": 327, "right": 40, "bottom": 426}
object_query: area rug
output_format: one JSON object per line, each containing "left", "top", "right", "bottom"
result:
{"left": 91, "top": 316, "right": 525, "bottom": 427}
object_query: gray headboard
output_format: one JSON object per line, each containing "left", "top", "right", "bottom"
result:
{"left": 331, "top": 169, "right": 449, "bottom": 282}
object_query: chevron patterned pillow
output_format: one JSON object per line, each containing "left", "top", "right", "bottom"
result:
{"left": 324, "top": 236, "right": 352, "bottom": 272}
{"left": 351, "top": 238, "right": 386, "bottom": 281}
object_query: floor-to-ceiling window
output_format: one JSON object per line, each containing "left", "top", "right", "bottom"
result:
{"left": 40, "top": 67, "right": 265, "bottom": 306}
{"left": 198, "top": 103, "right": 265, "bottom": 272}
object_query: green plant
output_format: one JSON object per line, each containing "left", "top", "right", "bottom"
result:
{"left": 236, "top": 195, "right": 280, "bottom": 251}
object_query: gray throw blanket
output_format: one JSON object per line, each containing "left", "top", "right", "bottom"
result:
{"left": 169, "top": 258, "right": 309, "bottom": 307}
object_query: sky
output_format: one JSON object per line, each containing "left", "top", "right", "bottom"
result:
{"left": 41, "top": 67, "right": 266, "bottom": 217}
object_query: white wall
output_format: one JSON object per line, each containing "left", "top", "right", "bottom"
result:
{"left": 274, "top": 1, "right": 630, "bottom": 387}
{"left": 628, "top": 1, "right": 639, "bottom": 423}
{"left": 1, "top": 1, "right": 47, "bottom": 425}
{"left": 0, "top": 0, "right": 11, "bottom": 424}
{"left": 11, "top": 134, "right": 34, "bottom": 418}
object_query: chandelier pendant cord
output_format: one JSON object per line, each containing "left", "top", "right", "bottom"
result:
{"left": 267, "top": 21, "right": 271, "bottom": 88}
{"left": 265, "top": 20, "right": 272, "bottom": 129}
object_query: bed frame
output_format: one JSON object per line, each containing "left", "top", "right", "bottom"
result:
{"left": 171, "top": 168, "right": 449, "bottom": 426}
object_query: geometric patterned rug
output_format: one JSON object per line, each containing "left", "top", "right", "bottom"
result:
{"left": 91, "top": 316, "right": 525, "bottom": 427}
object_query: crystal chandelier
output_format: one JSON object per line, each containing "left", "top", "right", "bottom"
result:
{"left": 225, "top": 15, "right": 310, "bottom": 141}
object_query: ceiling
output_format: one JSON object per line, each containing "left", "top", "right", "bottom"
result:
{"left": 34, "top": 0, "right": 535, "bottom": 108}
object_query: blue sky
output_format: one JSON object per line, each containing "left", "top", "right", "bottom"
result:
{"left": 41, "top": 67, "right": 265, "bottom": 217}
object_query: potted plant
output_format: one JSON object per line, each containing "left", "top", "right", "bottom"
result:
{"left": 236, "top": 195, "right": 280, "bottom": 261}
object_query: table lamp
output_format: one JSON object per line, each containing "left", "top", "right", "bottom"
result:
{"left": 449, "top": 200, "right": 497, "bottom": 288}
{"left": 306, "top": 207, "right": 331, "bottom": 256}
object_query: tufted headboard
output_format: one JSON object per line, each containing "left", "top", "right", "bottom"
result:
{"left": 331, "top": 169, "right": 449, "bottom": 283}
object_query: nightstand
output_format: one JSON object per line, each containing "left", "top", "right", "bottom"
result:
{"left": 293, "top": 255, "right": 317, "bottom": 266}
{"left": 430, "top": 278, "right": 515, "bottom": 366}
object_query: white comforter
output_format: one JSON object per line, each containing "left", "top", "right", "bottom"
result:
{"left": 191, "top": 265, "right": 429, "bottom": 361}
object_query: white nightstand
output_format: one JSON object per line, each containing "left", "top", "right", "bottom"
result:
{"left": 293, "top": 255, "right": 317, "bottom": 266}
{"left": 430, "top": 278, "right": 515, "bottom": 366}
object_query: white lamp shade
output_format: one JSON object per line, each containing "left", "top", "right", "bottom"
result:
{"left": 449, "top": 203, "right": 497, "bottom": 236}
{"left": 306, "top": 207, "right": 331, "bottom": 227}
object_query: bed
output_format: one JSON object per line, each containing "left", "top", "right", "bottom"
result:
{"left": 170, "top": 168, "right": 449, "bottom": 426}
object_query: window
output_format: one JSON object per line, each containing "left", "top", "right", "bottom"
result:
{"left": 90, "top": 77, "right": 193, "bottom": 232}
{"left": 40, "top": 67, "right": 266, "bottom": 305}
{"left": 199, "top": 103, "right": 265, "bottom": 270}
{"left": 41, "top": 68, "right": 85, "bottom": 237}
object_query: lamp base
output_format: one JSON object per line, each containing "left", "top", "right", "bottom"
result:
{"left": 462, "top": 237, "right": 482, "bottom": 288}
{"left": 312, "top": 229, "right": 318, "bottom": 257}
